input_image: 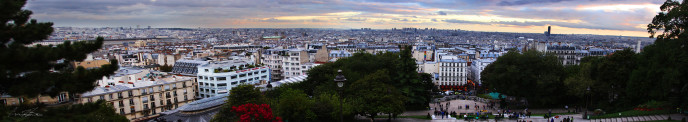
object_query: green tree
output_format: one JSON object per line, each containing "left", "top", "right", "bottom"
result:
{"left": 299, "top": 46, "right": 432, "bottom": 109}
{"left": 0, "top": 0, "right": 119, "bottom": 98}
{"left": 311, "top": 93, "right": 352, "bottom": 122}
{"left": 0, "top": 0, "right": 123, "bottom": 121}
{"left": 481, "top": 50, "right": 567, "bottom": 107}
{"left": 22, "top": 100, "right": 128, "bottom": 122}
{"left": 277, "top": 88, "right": 316, "bottom": 122}
{"left": 632, "top": 0, "right": 688, "bottom": 109}
{"left": 158, "top": 64, "right": 173, "bottom": 72}
{"left": 212, "top": 84, "right": 266, "bottom": 122}
{"left": 647, "top": 0, "right": 688, "bottom": 39}
{"left": 348, "top": 70, "right": 405, "bottom": 121}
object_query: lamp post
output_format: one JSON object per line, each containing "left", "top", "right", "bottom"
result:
{"left": 584, "top": 86, "right": 590, "bottom": 119}
{"left": 266, "top": 81, "right": 273, "bottom": 105}
{"left": 334, "top": 69, "right": 347, "bottom": 122}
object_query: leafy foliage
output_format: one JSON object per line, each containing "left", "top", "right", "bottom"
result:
{"left": 1, "top": 100, "right": 128, "bottom": 122}
{"left": 348, "top": 70, "right": 406, "bottom": 120}
{"left": 647, "top": 0, "right": 688, "bottom": 39}
{"left": 481, "top": 50, "right": 567, "bottom": 107}
{"left": 0, "top": 0, "right": 119, "bottom": 97}
{"left": 299, "top": 46, "right": 433, "bottom": 109}
{"left": 158, "top": 65, "right": 173, "bottom": 72}
{"left": 231, "top": 103, "right": 282, "bottom": 122}
{"left": 277, "top": 89, "right": 316, "bottom": 122}
{"left": 0, "top": 0, "right": 124, "bottom": 120}
{"left": 213, "top": 84, "right": 266, "bottom": 122}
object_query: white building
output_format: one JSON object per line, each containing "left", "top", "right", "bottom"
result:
{"left": 329, "top": 50, "right": 352, "bottom": 58}
{"left": 469, "top": 58, "right": 495, "bottom": 84}
{"left": 282, "top": 49, "right": 309, "bottom": 79}
{"left": 437, "top": 55, "right": 468, "bottom": 86}
{"left": 196, "top": 58, "right": 270, "bottom": 98}
{"left": 97, "top": 67, "right": 152, "bottom": 87}
{"left": 79, "top": 76, "right": 196, "bottom": 120}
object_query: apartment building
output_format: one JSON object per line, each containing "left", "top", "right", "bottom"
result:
{"left": 437, "top": 55, "right": 468, "bottom": 86}
{"left": 196, "top": 58, "right": 270, "bottom": 98}
{"left": 469, "top": 58, "right": 495, "bottom": 84}
{"left": 282, "top": 49, "right": 309, "bottom": 79}
{"left": 78, "top": 76, "right": 196, "bottom": 120}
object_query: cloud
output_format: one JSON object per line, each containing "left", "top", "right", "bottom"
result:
{"left": 437, "top": 11, "right": 447, "bottom": 15}
{"left": 442, "top": 19, "right": 488, "bottom": 25}
{"left": 497, "top": 0, "right": 575, "bottom": 6}
{"left": 21, "top": 0, "right": 658, "bottom": 36}
{"left": 344, "top": 18, "right": 368, "bottom": 21}
{"left": 259, "top": 18, "right": 291, "bottom": 22}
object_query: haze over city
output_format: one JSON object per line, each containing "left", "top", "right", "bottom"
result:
{"left": 26, "top": 0, "right": 664, "bottom": 37}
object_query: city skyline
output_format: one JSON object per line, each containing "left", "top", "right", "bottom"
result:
{"left": 26, "top": 0, "right": 664, "bottom": 37}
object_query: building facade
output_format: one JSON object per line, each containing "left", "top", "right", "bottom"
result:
{"left": 78, "top": 76, "right": 196, "bottom": 120}
{"left": 196, "top": 59, "right": 270, "bottom": 98}
{"left": 437, "top": 57, "right": 468, "bottom": 86}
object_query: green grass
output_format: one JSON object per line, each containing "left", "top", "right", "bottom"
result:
{"left": 589, "top": 110, "right": 673, "bottom": 119}
{"left": 477, "top": 94, "right": 493, "bottom": 100}
{"left": 373, "top": 115, "right": 431, "bottom": 120}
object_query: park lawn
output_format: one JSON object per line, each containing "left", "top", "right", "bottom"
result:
{"left": 589, "top": 110, "right": 673, "bottom": 119}
{"left": 373, "top": 115, "right": 431, "bottom": 120}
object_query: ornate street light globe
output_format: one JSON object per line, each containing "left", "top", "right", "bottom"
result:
{"left": 334, "top": 69, "right": 346, "bottom": 88}
{"left": 266, "top": 81, "right": 273, "bottom": 90}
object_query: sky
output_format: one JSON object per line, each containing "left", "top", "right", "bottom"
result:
{"left": 25, "top": 0, "right": 666, "bottom": 37}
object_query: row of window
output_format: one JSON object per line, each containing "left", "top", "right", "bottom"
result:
{"left": 441, "top": 67, "right": 465, "bottom": 72}
{"left": 441, "top": 63, "right": 466, "bottom": 67}
{"left": 90, "top": 82, "right": 188, "bottom": 102}
{"left": 198, "top": 70, "right": 268, "bottom": 81}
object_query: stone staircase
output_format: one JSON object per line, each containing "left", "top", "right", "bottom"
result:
{"left": 590, "top": 115, "right": 669, "bottom": 122}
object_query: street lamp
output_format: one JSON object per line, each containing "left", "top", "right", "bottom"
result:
{"left": 334, "top": 69, "right": 347, "bottom": 122}
{"left": 584, "top": 86, "right": 590, "bottom": 119}
{"left": 266, "top": 81, "right": 273, "bottom": 105}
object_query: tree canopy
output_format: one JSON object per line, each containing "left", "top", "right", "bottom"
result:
{"left": 298, "top": 45, "right": 433, "bottom": 109}
{"left": 0, "top": 0, "right": 119, "bottom": 97}
{"left": 0, "top": 0, "right": 124, "bottom": 121}
{"left": 481, "top": 49, "right": 567, "bottom": 107}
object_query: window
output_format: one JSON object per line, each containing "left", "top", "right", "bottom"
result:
{"left": 119, "top": 108, "right": 125, "bottom": 115}
{"left": 130, "top": 107, "right": 135, "bottom": 113}
{"left": 117, "top": 93, "right": 123, "bottom": 99}
{"left": 218, "top": 77, "right": 226, "bottom": 80}
{"left": 99, "top": 95, "right": 105, "bottom": 100}
{"left": 128, "top": 91, "right": 133, "bottom": 97}
{"left": 129, "top": 99, "right": 135, "bottom": 105}
{"left": 150, "top": 95, "right": 155, "bottom": 101}
{"left": 204, "top": 69, "right": 209, "bottom": 72}
{"left": 165, "top": 85, "right": 170, "bottom": 90}
{"left": 119, "top": 101, "right": 124, "bottom": 107}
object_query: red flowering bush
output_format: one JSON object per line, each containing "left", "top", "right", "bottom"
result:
{"left": 231, "top": 103, "right": 283, "bottom": 122}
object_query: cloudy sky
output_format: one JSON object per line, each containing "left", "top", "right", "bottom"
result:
{"left": 25, "top": 0, "right": 665, "bottom": 37}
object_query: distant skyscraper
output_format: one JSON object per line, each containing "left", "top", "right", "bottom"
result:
{"left": 545, "top": 26, "right": 552, "bottom": 37}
